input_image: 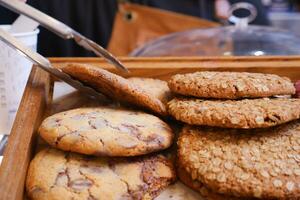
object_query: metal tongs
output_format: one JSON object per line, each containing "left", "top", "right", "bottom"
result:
{"left": 0, "top": 28, "right": 105, "bottom": 99}
{"left": 0, "top": 0, "right": 129, "bottom": 73}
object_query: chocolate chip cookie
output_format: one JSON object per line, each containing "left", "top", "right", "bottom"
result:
{"left": 178, "top": 123, "right": 300, "bottom": 199}
{"left": 168, "top": 71, "right": 295, "bottom": 99}
{"left": 128, "top": 77, "right": 172, "bottom": 105}
{"left": 26, "top": 148, "right": 176, "bottom": 200}
{"left": 168, "top": 98, "right": 300, "bottom": 128}
{"left": 60, "top": 63, "right": 167, "bottom": 116}
{"left": 39, "top": 107, "right": 173, "bottom": 156}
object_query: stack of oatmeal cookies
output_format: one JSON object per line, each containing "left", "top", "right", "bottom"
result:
{"left": 168, "top": 71, "right": 300, "bottom": 199}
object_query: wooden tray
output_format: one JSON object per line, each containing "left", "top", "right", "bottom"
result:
{"left": 1, "top": 56, "right": 300, "bottom": 200}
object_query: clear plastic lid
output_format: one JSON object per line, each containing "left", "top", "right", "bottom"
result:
{"left": 131, "top": 3, "right": 300, "bottom": 56}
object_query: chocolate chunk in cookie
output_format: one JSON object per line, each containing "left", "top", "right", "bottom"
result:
{"left": 26, "top": 148, "right": 176, "bottom": 200}
{"left": 39, "top": 107, "right": 173, "bottom": 156}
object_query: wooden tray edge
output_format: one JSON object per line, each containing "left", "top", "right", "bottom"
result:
{"left": 0, "top": 67, "right": 50, "bottom": 200}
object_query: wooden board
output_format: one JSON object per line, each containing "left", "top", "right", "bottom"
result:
{"left": 0, "top": 56, "right": 300, "bottom": 200}
{"left": 51, "top": 56, "right": 300, "bottom": 81}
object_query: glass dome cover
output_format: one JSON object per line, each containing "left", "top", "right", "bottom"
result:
{"left": 131, "top": 3, "right": 300, "bottom": 57}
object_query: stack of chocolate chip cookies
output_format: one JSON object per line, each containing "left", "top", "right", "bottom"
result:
{"left": 26, "top": 107, "right": 176, "bottom": 200}
{"left": 26, "top": 63, "right": 178, "bottom": 200}
{"left": 168, "top": 71, "right": 300, "bottom": 199}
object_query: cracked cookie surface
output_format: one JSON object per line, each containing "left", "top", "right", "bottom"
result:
{"left": 128, "top": 77, "right": 172, "bottom": 105}
{"left": 26, "top": 148, "right": 176, "bottom": 200}
{"left": 39, "top": 107, "right": 173, "bottom": 156}
{"left": 60, "top": 63, "right": 167, "bottom": 116}
{"left": 177, "top": 123, "right": 300, "bottom": 199}
{"left": 168, "top": 71, "right": 295, "bottom": 99}
{"left": 168, "top": 98, "right": 300, "bottom": 128}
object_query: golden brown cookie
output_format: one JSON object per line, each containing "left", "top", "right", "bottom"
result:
{"left": 60, "top": 63, "right": 167, "bottom": 116}
{"left": 177, "top": 164, "right": 241, "bottom": 200}
{"left": 154, "top": 181, "right": 205, "bottom": 200}
{"left": 39, "top": 107, "right": 173, "bottom": 157}
{"left": 177, "top": 166, "right": 262, "bottom": 200}
{"left": 177, "top": 161, "right": 223, "bottom": 200}
{"left": 178, "top": 123, "right": 300, "bottom": 199}
{"left": 168, "top": 98, "right": 300, "bottom": 128}
{"left": 128, "top": 77, "right": 172, "bottom": 105}
{"left": 26, "top": 148, "right": 176, "bottom": 200}
{"left": 168, "top": 71, "right": 295, "bottom": 99}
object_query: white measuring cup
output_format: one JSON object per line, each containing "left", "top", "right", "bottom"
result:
{"left": 0, "top": 25, "right": 39, "bottom": 135}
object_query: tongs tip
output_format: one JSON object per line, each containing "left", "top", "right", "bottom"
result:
{"left": 118, "top": 63, "right": 130, "bottom": 74}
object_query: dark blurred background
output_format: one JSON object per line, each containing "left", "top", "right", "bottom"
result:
{"left": 0, "top": 0, "right": 299, "bottom": 57}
